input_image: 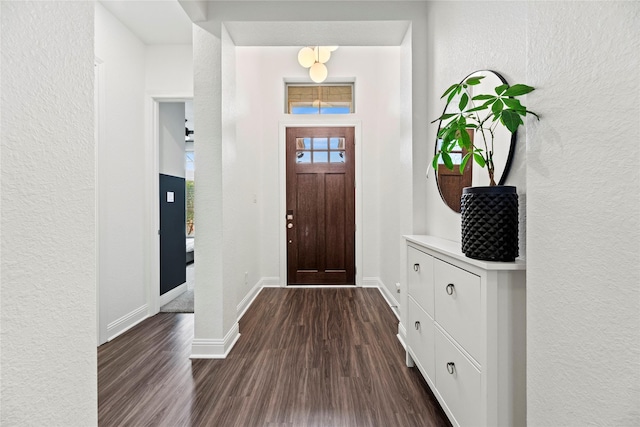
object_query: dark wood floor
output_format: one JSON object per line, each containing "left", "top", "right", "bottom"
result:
{"left": 98, "top": 288, "right": 451, "bottom": 427}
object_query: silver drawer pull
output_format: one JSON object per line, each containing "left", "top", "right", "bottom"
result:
{"left": 446, "top": 283, "right": 455, "bottom": 295}
{"left": 414, "top": 321, "right": 420, "bottom": 330}
{"left": 447, "top": 362, "right": 455, "bottom": 375}
{"left": 413, "top": 263, "right": 420, "bottom": 272}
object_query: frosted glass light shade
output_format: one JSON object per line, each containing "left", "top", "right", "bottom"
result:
{"left": 298, "top": 47, "right": 315, "bottom": 68}
{"left": 326, "top": 46, "right": 339, "bottom": 52}
{"left": 314, "top": 46, "right": 331, "bottom": 64}
{"left": 309, "top": 62, "right": 328, "bottom": 83}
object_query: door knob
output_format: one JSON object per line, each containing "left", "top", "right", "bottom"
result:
{"left": 287, "top": 223, "right": 293, "bottom": 229}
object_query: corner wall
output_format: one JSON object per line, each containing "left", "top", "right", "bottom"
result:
{"left": 1, "top": 2, "right": 96, "bottom": 424}
{"left": 192, "top": 23, "right": 239, "bottom": 357}
{"left": 95, "top": 2, "right": 148, "bottom": 338}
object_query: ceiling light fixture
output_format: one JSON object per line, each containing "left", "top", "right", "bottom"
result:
{"left": 298, "top": 46, "right": 338, "bottom": 83}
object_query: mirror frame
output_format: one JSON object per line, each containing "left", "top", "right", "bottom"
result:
{"left": 434, "top": 69, "right": 517, "bottom": 213}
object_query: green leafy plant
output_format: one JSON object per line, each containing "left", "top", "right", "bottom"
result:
{"left": 432, "top": 75, "right": 539, "bottom": 186}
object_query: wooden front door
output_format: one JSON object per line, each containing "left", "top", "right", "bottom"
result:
{"left": 286, "top": 127, "right": 355, "bottom": 285}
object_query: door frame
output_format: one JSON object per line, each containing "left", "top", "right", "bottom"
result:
{"left": 278, "top": 121, "right": 363, "bottom": 287}
{"left": 95, "top": 57, "right": 107, "bottom": 345}
{"left": 146, "top": 94, "right": 193, "bottom": 316}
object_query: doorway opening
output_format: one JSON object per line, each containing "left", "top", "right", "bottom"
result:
{"left": 151, "top": 99, "right": 195, "bottom": 314}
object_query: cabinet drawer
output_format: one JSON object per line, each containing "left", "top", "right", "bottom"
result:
{"left": 407, "top": 296, "right": 435, "bottom": 383}
{"left": 407, "top": 246, "right": 434, "bottom": 316}
{"left": 435, "top": 328, "right": 482, "bottom": 427}
{"left": 434, "top": 259, "right": 481, "bottom": 360}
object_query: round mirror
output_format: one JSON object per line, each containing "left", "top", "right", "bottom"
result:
{"left": 434, "top": 70, "right": 516, "bottom": 212}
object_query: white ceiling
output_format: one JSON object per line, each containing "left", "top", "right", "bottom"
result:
{"left": 223, "top": 21, "right": 410, "bottom": 46}
{"left": 99, "top": 1, "right": 193, "bottom": 45}
{"left": 99, "top": 1, "right": 410, "bottom": 46}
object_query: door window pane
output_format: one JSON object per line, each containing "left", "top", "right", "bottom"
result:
{"left": 313, "top": 151, "right": 328, "bottom": 163}
{"left": 296, "top": 151, "right": 311, "bottom": 163}
{"left": 329, "top": 138, "right": 344, "bottom": 149}
{"left": 296, "top": 138, "right": 311, "bottom": 149}
{"left": 313, "top": 138, "right": 328, "bottom": 150}
{"left": 330, "top": 151, "right": 345, "bottom": 163}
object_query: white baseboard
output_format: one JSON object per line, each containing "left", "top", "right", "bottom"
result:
{"left": 159, "top": 282, "right": 187, "bottom": 307}
{"left": 189, "top": 276, "right": 275, "bottom": 359}
{"left": 107, "top": 304, "right": 148, "bottom": 341}
{"left": 363, "top": 277, "right": 400, "bottom": 320}
{"left": 397, "top": 321, "right": 407, "bottom": 351}
{"left": 237, "top": 280, "right": 264, "bottom": 320}
{"left": 361, "top": 277, "right": 381, "bottom": 288}
{"left": 260, "top": 277, "right": 281, "bottom": 287}
{"left": 190, "top": 322, "right": 240, "bottom": 359}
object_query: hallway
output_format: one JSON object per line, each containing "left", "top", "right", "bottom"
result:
{"left": 98, "top": 288, "right": 450, "bottom": 426}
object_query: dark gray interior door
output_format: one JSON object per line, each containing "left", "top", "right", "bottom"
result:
{"left": 160, "top": 173, "right": 186, "bottom": 295}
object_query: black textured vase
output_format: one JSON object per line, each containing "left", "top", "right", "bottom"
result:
{"left": 461, "top": 186, "right": 519, "bottom": 262}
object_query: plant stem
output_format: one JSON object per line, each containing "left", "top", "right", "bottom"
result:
{"left": 489, "top": 169, "right": 496, "bottom": 186}
{"left": 477, "top": 120, "right": 494, "bottom": 184}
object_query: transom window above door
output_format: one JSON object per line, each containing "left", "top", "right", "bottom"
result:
{"left": 296, "top": 137, "right": 346, "bottom": 163}
{"left": 286, "top": 84, "right": 354, "bottom": 114}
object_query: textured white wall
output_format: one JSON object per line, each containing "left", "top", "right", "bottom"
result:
{"left": 159, "top": 102, "right": 186, "bottom": 178}
{"left": 424, "top": 1, "right": 528, "bottom": 256}
{"left": 526, "top": 2, "right": 640, "bottom": 425}
{"left": 192, "top": 23, "right": 247, "bottom": 354}
{"left": 220, "top": 25, "right": 242, "bottom": 331}
{"left": 95, "top": 3, "right": 147, "bottom": 331}
{"left": 0, "top": 1, "right": 96, "bottom": 425}
{"left": 235, "top": 46, "right": 403, "bottom": 295}
{"left": 192, "top": 24, "right": 228, "bottom": 343}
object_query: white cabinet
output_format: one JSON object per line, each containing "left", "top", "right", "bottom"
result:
{"left": 408, "top": 246, "right": 434, "bottom": 316}
{"left": 407, "top": 297, "right": 436, "bottom": 382}
{"left": 404, "top": 235, "right": 526, "bottom": 427}
{"left": 434, "top": 329, "right": 482, "bottom": 427}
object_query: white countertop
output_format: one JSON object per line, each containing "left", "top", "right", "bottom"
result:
{"left": 404, "top": 235, "right": 526, "bottom": 271}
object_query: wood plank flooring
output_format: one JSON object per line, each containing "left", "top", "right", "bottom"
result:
{"left": 98, "top": 288, "right": 451, "bottom": 427}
